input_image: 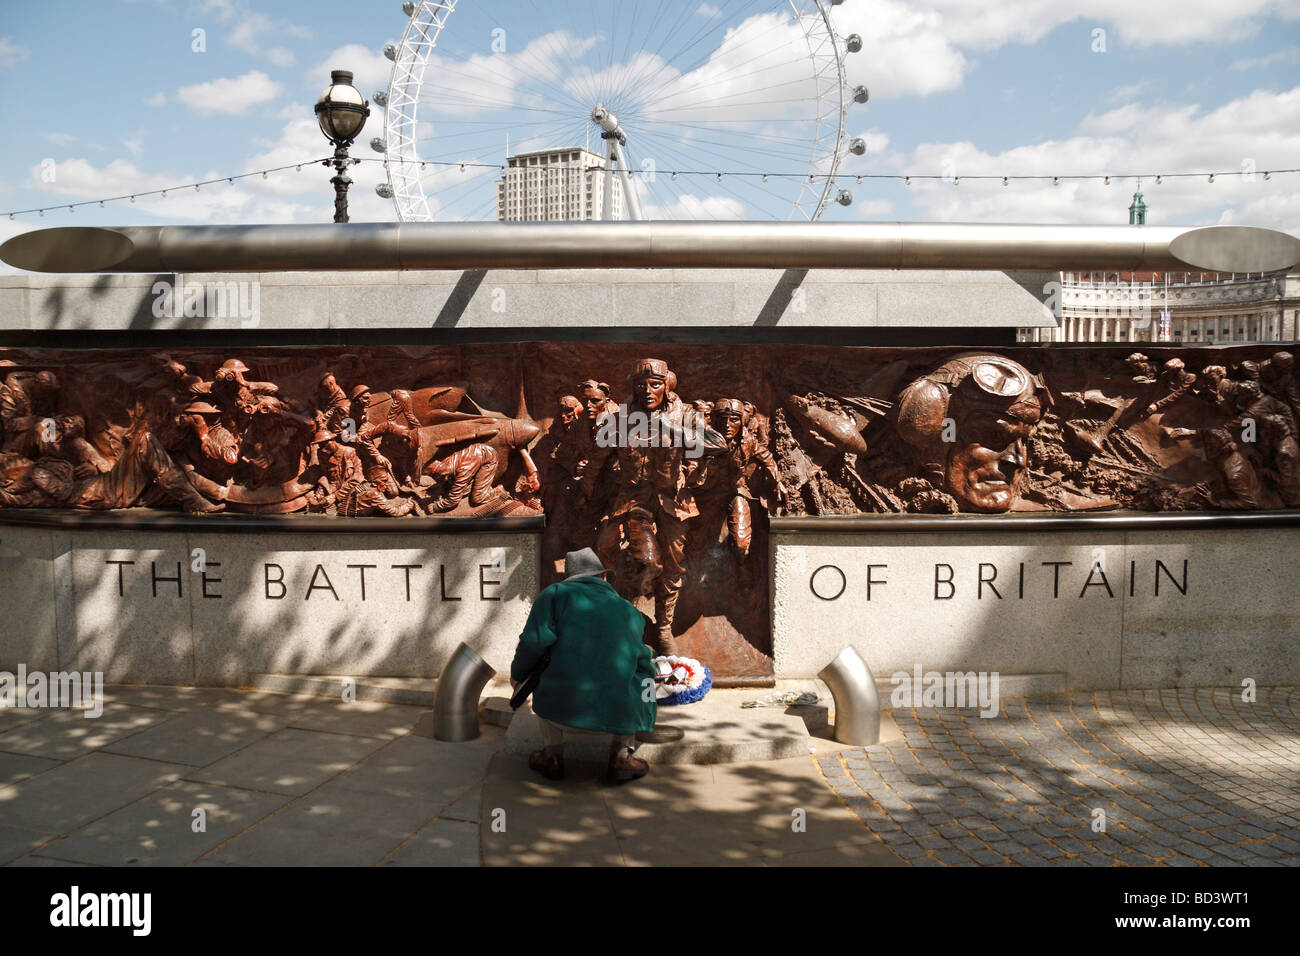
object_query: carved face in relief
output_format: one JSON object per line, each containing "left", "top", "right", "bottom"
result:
{"left": 711, "top": 399, "right": 745, "bottom": 441}
{"left": 633, "top": 374, "right": 667, "bottom": 412}
{"left": 946, "top": 410, "right": 1038, "bottom": 512}
{"left": 896, "top": 353, "right": 1044, "bottom": 514}
{"left": 558, "top": 396, "right": 582, "bottom": 427}
{"left": 627, "top": 360, "right": 673, "bottom": 413}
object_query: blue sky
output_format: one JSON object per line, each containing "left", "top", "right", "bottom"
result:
{"left": 1, "top": 0, "right": 1298, "bottom": 264}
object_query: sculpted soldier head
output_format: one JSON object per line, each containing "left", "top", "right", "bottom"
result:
{"left": 579, "top": 380, "right": 611, "bottom": 422}
{"left": 895, "top": 353, "right": 1046, "bottom": 513}
{"left": 557, "top": 395, "right": 582, "bottom": 427}
{"left": 215, "top": 359, "right": 250, "bottom": 383}
{"left": 627, "top": 359, "right": 675, "bottom": 412}
{"left": 711, "top": 398, "right": 746, "bottom": 441}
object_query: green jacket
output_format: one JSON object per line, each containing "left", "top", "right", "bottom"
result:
{"left": 511, "top": 575, "right": 657, "bottom": 735}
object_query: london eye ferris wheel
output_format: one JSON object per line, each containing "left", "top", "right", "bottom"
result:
{"left": 373, "top": 0, "right": 869, "bottom": 223}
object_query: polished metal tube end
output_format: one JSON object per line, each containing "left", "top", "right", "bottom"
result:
{"left": 817, "top": 645, "right": 881, "bottom": 746}
{"left": 433, "top": 642, "right": 496, "bottom": 742}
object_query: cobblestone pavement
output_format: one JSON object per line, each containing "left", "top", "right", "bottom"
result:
{"left": 817, "top": 687, "right": 1300, "bottom": 867}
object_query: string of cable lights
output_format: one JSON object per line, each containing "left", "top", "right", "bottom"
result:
{"left": 4, "top": 157, "right": 1297, "bottom": 219}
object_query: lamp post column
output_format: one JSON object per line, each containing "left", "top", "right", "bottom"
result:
{"left": 331, "top": 145, "right": 353, "bottom": 224}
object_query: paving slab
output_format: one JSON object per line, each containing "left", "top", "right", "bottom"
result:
{"left": 6, "top": 854, "right": 91, "bottom": 867}
{"left": 203, "top": 781, "right": 439, "bottom": 867}
{"left": 381, "top": 818, "right": 480, "bottom": 866}
{"left": 0, "top": 704, "right": 177, "bottom": 760}
{"left": 481, "top": 752, "right": 901, "bottom": 867}
{"left": 183, "top": 727, "right": 387, "bottom": 796}
{"left": 0, "top": 751, "right": 187, "bottom": 832}
{"left": 0, "top": 750, "right": 59, "bottom": 787}
{"left": 214, "top": 695, "right": 429, "bottom": 740}
{"left": 0, "top": 824, "right": 58, "bottom": 865}
{"left": 441, "top": 784, "right": 482, "bottom": 823}
{"left": 103, "top": 710, "right": 290, "bottom": 766}
{"left": 504, "top": 689, "right": 816, "bottom": 765}
{"left": 98, "top": 685, "right": 261, "bottom": 713}
{"left": 327, "top": 733, "right": 489, "bottom": 805}
{"left": 36, "top": 780, "right": 293, "bottom": 866}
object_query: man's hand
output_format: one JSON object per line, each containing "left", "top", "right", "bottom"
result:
{"left": 509, "top": 679, "right": 519, "bottom": 690}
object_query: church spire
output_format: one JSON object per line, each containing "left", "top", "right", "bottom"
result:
{"left": 1128, "top": 179, "right": 1147, "bottom": 225}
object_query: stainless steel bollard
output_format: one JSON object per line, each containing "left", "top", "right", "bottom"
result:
{"left": 817, "top": 646, "right": 880, "bottom": 746}
{"left": 434, "top": 642, "right": 496, "bottom": 742}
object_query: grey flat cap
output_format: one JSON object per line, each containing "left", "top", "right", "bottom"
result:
{"left": 564, "top": 548, "right": 609, "bottom": 581}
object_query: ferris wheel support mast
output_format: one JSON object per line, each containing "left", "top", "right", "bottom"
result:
{"left": 593, "top": 105, "right": 644, "bottom": 222}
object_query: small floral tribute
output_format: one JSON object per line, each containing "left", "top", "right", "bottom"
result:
{"left": 652, "top": 655, "right": 712, "bottom": 706}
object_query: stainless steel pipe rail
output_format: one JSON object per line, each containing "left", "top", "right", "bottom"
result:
{"left": 818, "top": 646, "right": 881, "bottom": 746}
{"left": 433, "top": 642, "right": 496, "bottom": 742}
{"left": 4, "top": 221, "right": 1299, "bottom": 274}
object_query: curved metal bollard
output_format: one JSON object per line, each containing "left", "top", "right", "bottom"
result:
{"left": 434, "top": 642, "right": 496, "bottom": 742}
{"left": 817, "top": 646, "right": 880, "bottom": 746}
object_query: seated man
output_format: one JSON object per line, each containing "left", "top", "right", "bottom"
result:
{"left": 510, "top": 548, "right": 657, "bottom": 783}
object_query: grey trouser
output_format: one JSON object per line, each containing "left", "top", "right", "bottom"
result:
{"left": 539, "top": 718, "right": 634, "bottom": 755}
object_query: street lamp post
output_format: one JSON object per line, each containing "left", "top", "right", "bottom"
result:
{"left": 314, "top": 70, "right": 370, "bottom": 223}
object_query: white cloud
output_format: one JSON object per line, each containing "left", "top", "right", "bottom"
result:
{"left": 853, "top": 199, "right": 895, "bottom": 218}
{"left": 42, "top": 133, "right": 81, "bottom": 149}
{"left": 898, "top": 0, "right": 1299, "bottom": 52}
{"left": 1105, "top": 81, "right": 1153, "bottom": 104}
{"left": 15, "top": 91, "right": 400, "bottom": 228}
{"left": 201, "top": 0, "right": 310, "bottom": 65}
{"left": 307, "top": 44, "right": 392, "bottom": 104}
{"left": 0, "top": 37, "right": 28, "bottom": 70}
{"left": 177, "top": 70, "right": 281, "bottom": 115}
{"left": 846, "top": 86, "right": 1300, "bottom": 234}
{"left": 1231, "top": 46, "right": 1300, "bottom": 70}
{"left": 643, "top": 193, "right": 746, "bottom": 219}
{"left": 123, "top": 131, "right": 146, "bottom": 159}
{"left": 143, "top": 91, "right": 167, "bottom": 107}
{"left": 696, "top": 3, "right": 722, "bottom": 17}
{"left": 830, "top": 0, "right": 1298, "bottom": 100}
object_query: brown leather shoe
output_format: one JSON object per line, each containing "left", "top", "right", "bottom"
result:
{"left": 607, "top": 747, "right": 649, "bottom": 784}
{"left": 528, "top": 749, "right": 564, "bottom": 781}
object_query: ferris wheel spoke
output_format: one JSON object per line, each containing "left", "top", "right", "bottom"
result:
{"left": 635, "top": 7, "right": 805, "bottom": 106}
{"left": 649, "top": 2, "right": 787, "bottom": 87}
{"left": 633, "top": 125, "right": 819, "bottom": 166}
{"left": 437, "top": 1, "right": 598, "bottom": 116}
{"left": 638, "top": 0, "right": 751, "bottom": 72}
{"left": 632, "top": 127, "right": 801, "bottom": 187}
{"left": 629, "top": 128, "right": 796, "bottom": 218}
{"left": 383, "top": 0, "right": 851, "bottom": 222}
